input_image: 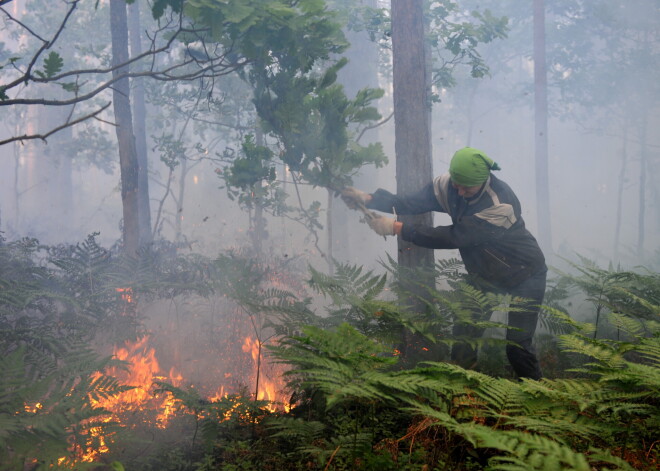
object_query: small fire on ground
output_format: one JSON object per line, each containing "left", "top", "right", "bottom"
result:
{"left": 74, "top": 332, "right": 287, "bottom": 464}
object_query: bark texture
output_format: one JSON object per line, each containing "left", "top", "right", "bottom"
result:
{"left": 110, "top": 0, "right": 140, "bottom": 256}
{"left": 391, "top": 0, "right": 434, "bottom": 272}
{"left": 128, "top": 1, "right": 153, "bottom": 244}
{"left": 533, "top": 0, "right": 553, "bottom": 252}
{"left": 391, "top": 0, "right": 435, "bottom": 363}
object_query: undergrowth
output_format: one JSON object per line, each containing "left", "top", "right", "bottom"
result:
{"left": 0, "top": 234, "right": 657, "bottom": 470}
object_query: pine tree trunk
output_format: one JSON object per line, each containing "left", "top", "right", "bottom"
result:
{"left": 128, "top": 1, "right": 153, "bottom": 245}
{"left": 391, "top": 0, "right": 434, "bottom": 271}
{"left": 533, "top": 0, "right": 553, "bottom": 253}
{"left": 251, "top": 128, "right": 267, "bottom": 257}
{"left": 326, "top": 188, "right": 334, "bottom": 274}
{"left": 636, "top": 110, "right": 648, "bottom": 257}
{"left": 175, "top": 157, "right": 187, "bottom": 243}
{"left": 391, "top": 0, "right": 435, "bottom": 361}
{"left": 110, "top": 0, "right": 140, "bottom": 256}
{"left": 613, "top": 124, "right": 628, "bottom": 261}
{"left": 333, "top": 0, "right": 380, "bottom": 265}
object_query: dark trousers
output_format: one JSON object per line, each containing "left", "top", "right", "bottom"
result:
{"left": 451, "top": 268, "right": 546, "bottom": 380}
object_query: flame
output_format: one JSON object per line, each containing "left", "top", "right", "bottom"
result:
{"left": 241, "top": 336, "right": 289, "bottom": 410}
{"left": 208, "top": 385, "right": 227, "bottom": 403}
{"left": 115, "top": 287, "right": 133, "bottom": 304}
{"left": 68, "top": 329, "right": 288, "bottom": 464}
{"left": 23, "top": 402, "right": 42, "bottom": 413}
{"left": 72, "top": 336, "right": 186, "bottom": 463}
{"left": 91, "top": 336, "right": 182, "bottom": 428}
{"left": 242, "top": 336, "right": 260, "bottom": 363}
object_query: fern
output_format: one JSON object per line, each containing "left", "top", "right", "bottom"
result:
{"left": 464, "top": 427, "right": 595, "bottom": 470}
{"left": 271, "top": 309, "right": 658, "bottom": 469}
{"left": 0, "top": 345, "right": 128, "bottom": 470}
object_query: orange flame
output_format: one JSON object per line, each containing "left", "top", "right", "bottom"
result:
{"left": 241, "top": 336, "right": 288, "bottom": 410}
{"left": 74, "top": 330, "right": 289, "bottom": 464}
{"left": 91, "top": 336, "right": 182, "bottom": 428}
{"left": 115, "top": 287, "right": 133, "bottom": 304}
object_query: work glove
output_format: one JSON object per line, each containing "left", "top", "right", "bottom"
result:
{"left": 367, "top": 215, "right": 396, "bottom": 236}
{"left": 341, "top": 186, "right": 371, "bottom": 210}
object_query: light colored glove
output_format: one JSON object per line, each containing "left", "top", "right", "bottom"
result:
{"left": 341, "top": 186, "right": 371, "bottom": 210}
{"left": 367, "top": 215, "right": 396, "bottom": 236}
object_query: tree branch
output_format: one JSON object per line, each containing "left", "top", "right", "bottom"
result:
{"left": 0, "top": 102, "right": 111, "bottom": 146}
{"left": 2, "top": 0, "right": 81, "bottom": 87}
{"left": 356, "top": 110, "right": 393, "bottom": 143}
{"left": 1, "top": 8, "right": 249, "bottom": 107}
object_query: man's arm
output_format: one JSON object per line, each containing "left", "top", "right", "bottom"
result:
{"left": 401, "top": 215, "right": 506, "bottom": 249}
{"left": 367, "top": 182, "right": 443, "bottom": 215}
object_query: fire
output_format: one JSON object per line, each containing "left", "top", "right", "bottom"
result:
{"left": 116, "top": 287, "right": 133, "bottom": 304}
{"left": 75, "top": 330, "right": 288, "bottom": 464}
{"left": 242, "top": 336, "right": 260, "bottom": 363}
{"left": 23, "top": 402, "right": 42, "bottom": 413}
{"left": 241, "top": 336, "right": 289, "bottom": 409}
{"left": 91, "top": 336, "right": 183, "bottom": 428}
{"left": 75, "top": 336, "right": 187, "bottom": 463}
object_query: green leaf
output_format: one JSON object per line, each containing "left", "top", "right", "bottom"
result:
{"left": 38, "top": 51, "right": 64, "bottom": 79}
{"left": 60, "top": 82, "right": 79, "bottom": 93}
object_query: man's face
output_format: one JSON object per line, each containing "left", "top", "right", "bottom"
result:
{"left": 451, "top": 181, "right": 483, "bottom": 198}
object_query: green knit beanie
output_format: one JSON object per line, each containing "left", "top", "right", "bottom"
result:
{"left": 449, "top": 147, "right": 501, "bottom": 186}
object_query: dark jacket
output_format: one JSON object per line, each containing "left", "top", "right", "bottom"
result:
{"left": 367, "top": 173, "right": 546, "bottom": 289}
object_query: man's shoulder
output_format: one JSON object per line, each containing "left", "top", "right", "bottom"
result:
{"left": 489, "top": 174, "right": 514, "bottom": 192}
{"left": 487, "top": 174, "right": 520, "bottom": 201}
{"left": 433, "top": 173, "right": 452, "bottom": 192}
{"left": 433, "top": 173, "right": 452, "bottom": 211}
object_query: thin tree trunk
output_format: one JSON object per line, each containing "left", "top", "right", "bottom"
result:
{"left": 533, "top": 0, "right": 552, "bottom": 253}
{"left": 636, "top": 110, "right": 648, "bottom": 257}
{"left": 110, "top": 0, "right": 140, "bottom": 256}
{"left": 327, "top": 188, "right": 334, "bottom": 274}
{"left": 12, "top": 139, "right": 20, "bottom": 231}
{"left": 128, "top": 1, "right": 152, "bottom": 245}
{"left": 175, "top": 157, "right": 187, "bottom": 243}
{"left": 252, "top": 128, "right": 267, "bottom": 257}
{"left": 333, "top": 0, "right": 380, "bottom": 265}
{"left": 613, "top": 124, "right": 628, "bottom": 261}
{"left": 391, "top": 0, "right": 434, "bottom": 362}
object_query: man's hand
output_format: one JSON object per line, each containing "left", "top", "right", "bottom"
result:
{"left": 367, "top": 215, "right": 396, "bottom": 236}
{"left": 341, "top": 187, "right": 371, "bottom": 210}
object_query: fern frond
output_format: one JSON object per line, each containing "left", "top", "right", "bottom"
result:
{"left": 557, "top": 335, "right": 625, "bottom": 367}
{"left": 267, "top": 416, "right": 326, "bottom": 442}
{"left": 0, "top": 342, "right": 127, "bottom": 469}
{"left": 606, "top": 311, "right": 648, "bottom": 338}
{"left": 633, "top": 335, "right": 660, "bottom": 364}
{"left": 459, "top": 425, "right": 599, "bottom": 471}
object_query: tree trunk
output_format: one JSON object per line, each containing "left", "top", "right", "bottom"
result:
{"left": 20, "top": 90, "right": 74, "bottom": 241}
{"left": 251, "top": 128, "right": 267, "bottom": 257}
{"left": 391, "top": 0, "right": 434, "bottom": 272}
{"left": 391, "top": 0, "right": 435, "bottom": 361}
{"left": 110, "top": 0, "right": 140, "bottom": 256}
{"left": 128, "top": 1, "right": 152, "bottom": 245}
{"left": 533, "top": 0, "right": 553, "bottom": 253}
{"left": 326, "top": 188, "right": 334, "bottom": 274}
{"left": 636, "top": 109, "right": 648, "bottom": 257}
{"left": 175, "top": 156, "right": 187, "bottom": 243}
{"left": 333, "top": 0, "right": 380, "bottom": 265}
{"left": 613, "top": 123, "right": 628, "bottom": 261}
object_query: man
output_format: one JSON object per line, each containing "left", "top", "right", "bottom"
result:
{"left": 341, "top": 147, "right": 546, "bottom": 380}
